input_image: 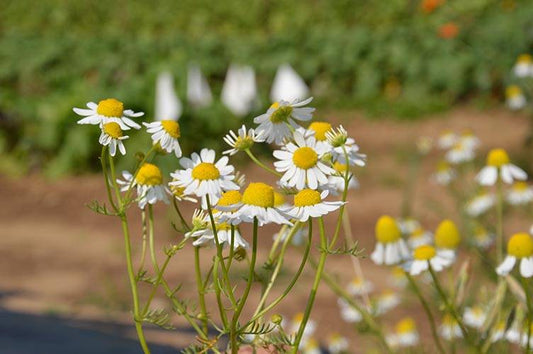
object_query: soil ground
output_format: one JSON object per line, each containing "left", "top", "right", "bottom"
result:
{"left": 0, "top": 106, "right": 530, "bottom": 353}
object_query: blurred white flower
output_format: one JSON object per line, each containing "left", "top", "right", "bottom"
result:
{"left": 270, "top": 64, "right": 309, "bottom": 102}
{"left": 513, "top": 54, "right": 533, "bottom": 78}
{"left": 187, "top": 64, "right": 212, "bottom": 107}
{"left": 155, "top": 71, "right": 182, "bottom": 121}
{"left": 506, "top": 85, "right": 527, "bottom": 110}
{"left": 221, "top": 64, "right": 257, "bottom": 116}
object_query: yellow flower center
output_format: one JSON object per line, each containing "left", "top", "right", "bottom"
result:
{"left": 309, "top": 121, "right": 332, "bottom": 141}
{"left": 218, "top": 190, "right": 242, "bottom": 206}
{"left": 273, "top": 191, "right": 286, "bottom": 207}
{"left": 161, "top": 120, "right": 180, "bottom": 139}
{"left": 293, "top": 147, "right": 318, "bottom": 169}
{"left": 293, "top": 312, "right": 304, "bottom": 323}
{"left": 507, "top": 232, "right": 533, "bottom": 258}
{"left": 294, "top": 189, "right": 322, "bottom": 207}
{"left": 103, "top": 122, "right": 123, "bottom": 139}
{"left": 270, "top": 104, "right": 293, "bottom": 123}
{"left": 513, "top": 181, "right": 529, "bottom": 191}
{"left": 518, "top": 54, "right": 533, "bottom": 64}
{"left": 234, "top": 136, "right": 254, "bottom": 150}
{"left": 242, "top": 182, "right": 274, "bottom": 208}
{"left": 413, "top": 245, "right": 436, "bottom": 260}
{"left": 333, "top": 161, "right": 348, "bottom": 173}
{"left": 411, "top": 228, "right": 425, "bottom": 238}
{"left": 396, "top": 317, "right": 416, "bottom": 334}
{"left": 435, "top": 219, "right": 460, "bottom": 249}
{"left": 487, "top": 148, "right": 510, "bottom": 167}
{"left": 97, "top": 98, "right": 124, "bottom": 117}
{"left": 170, "top": 183, "right": 186, "bottom": 198}
{"left": 135, "top": 163, "right": 163, "bottom": 186}
{"left": 375, "top": 215, "right": 401, "bottom": 243}
{"left": 216, "top": 222, "right": 231, "bottom": 232}
{"left": 443, "top": 314, "right": 456, "bottom": 325}
{"left": 437, "top": 160, "right": 451, "bottom": 172}
{"left": 506, "top": 85, "right": 522, "bottom": 98}
{"left": 191, "top": 162, "right": 220, "bottom": 180}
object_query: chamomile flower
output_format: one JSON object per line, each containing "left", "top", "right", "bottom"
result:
{"left": 408, "top": 245, "right": 450, "bottom": 275}
{"left": 460, "top": 130, "right": 480, "bottom": 151}
{"left": 507, "top": 181, "right": 533, "bottom": 205}
{"left": 326, "top": 126, "right": 367, "bottom": 167}
{"left": 214, "top": 190, "right": 243, "bottom": 224}
{"left": 394, "top": 317, "right": 419, "bottom": 347}
{"left": 187, "top": 219, "right": 248, "bottom": 250}
{"left": 338, "top": 298, "right": 363, "bottom": 323}
{"left": 438, "top": 130, "right": 458, "bottom": 150}
{"left": 321, "top": 161, "right": 359, "bottom": 196}
{"left": 168, "top": 181, "right": 196, "bottom": 203}
{"left": 490, "top": 320, "right": 507, "bottom": 342}
{"left": 223, "top": 125, "right": 264, "bottom": 156}
{"left": 98, "top": 122, "right": 128, "bottom": 156}
{"left": 389, "top": 266, "right": 408, "bottom": 288}
{"left": 328, "top": 333, "right": 349, "bottom": 353}
{"left": 116, "top": 163, "right": 169, "bottom": 209}
{"left": 170, "top": 149, "right": 238, "bottom": 208}
{"left": 347, "top": 277, "right": 374, "bottom": 296}
{"left": 520, "top": 324, "right": 533, "bottom": 348}
{"left": 440, "top": 314, "right": 462, "bottom": 340}
{"left": 476, "top": 148, "right": 527, "bottom": 186}
{"left": 273, "top": 131, "right": 335, "bottom": 190}
{"left": 285, "top": 189, "right": 344, "bottom": 222}
{"left": 254, "top": 97, "right": 314, "bottom": 144}
{"left": 308, "top": 121, "right": 333, "bottom": 142}
{"left": 431, "top": 161, "right": 456, "bottom": 186}
{"left": 463, "top": 306, "right": 486, "bottom": 329}
{"left": 513, "top": 54, "right": 533, "bottom": 78}
{"left": 434, "top": 219, "right": 461, "bottom": 266}
{"left": 370, "top": 216, "right": 410, "bottom": 265}
{"left": 375, "top": 290, "right": 400, "bottom": 315}
{"left": 416, "top": 136, "right": 433, "bottom": 155}
{"left": 496, "top": 232, "right": 533, "bottom": 277}
{"left": 233, "top": 182, "right": 292, "bottom": 226}
{"left": 302, "top": 338, "right": 320, "bottom": 354}
{"left": 408, "top": 228, "right": 433, "bottom": 248}
{"left": 473, "top": 225, "right": 494, "bottom": 249}
{"left": 288, "top": 313, "right": 316, "bottom": 344}
{"left": 74, "top": 98, "right": 143, "bottom": 129}
{"left": 506, "top": 85, "right": 527, "bottom": 110}
{"left": 273, "top": 225, "right": 308, "bottom": 246}
{"left": 143, "top": 120, "right": 182, "bottom": 157}
{"left": 445, "top": 141, "right": 475, "bottom": 164}
{"left": 465, "top": 190, "right": 495, "bottom": 217}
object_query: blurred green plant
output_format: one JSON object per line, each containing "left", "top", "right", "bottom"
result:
{"left": 1, "top": 0, "right": 533, "bottom": 175}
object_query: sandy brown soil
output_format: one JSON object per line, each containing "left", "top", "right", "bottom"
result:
{"left": 0, "top": 106, "right": 530, "bottom": 352}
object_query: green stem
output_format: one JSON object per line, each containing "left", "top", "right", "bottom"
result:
{"left": 227, "top": 225, "right": 236, "bottom": 270}
{"left": 292, "top": 217, "right": 327, "bottom": 352}
{"left": 328, "top": 149, "right": 350, "bottom": 249}
{"left": 213, "top": 255, "right": 229, "bottom": 328}
{"left": 245, "top": 149, "right": 281, "bottom": 177}
{"left": 137, "top": 209, "right": 148, "bottom": 275}
{"left": 496, "top": 177, "right": 504, "bottom": 264}
{"left": 100, "top": 146, "right": 118, "bottom": 211}
{"left": 523, "top": 277, "right": 532, "bottom": 354}
{"left": 405, "top": 272, "right": 446, "bottom": 354}
{"left": 108, "top": 152, "right": 123, "bottom": 206}
{"left": 148, "top": 205, "right": 158, "bottom": 272}
{"left": 230, "top": 217, "right": 258, "bottom": 353}
{"left": 172, "top": 198, "right": 191, "bottom": 231}
{"left": 195, "top": 246, "right": 209, "bottom": 334}
{"left": 142, "top": 253, "right": 172, "bottom": 315}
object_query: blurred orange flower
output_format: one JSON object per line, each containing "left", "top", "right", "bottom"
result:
{"left": 421, "top": 0, "right": 444, "bottom": 14}
{"left": 438, "top": 23, "right": 459, "bottom": 39}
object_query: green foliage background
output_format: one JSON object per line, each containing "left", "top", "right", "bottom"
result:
{"left": 1, "top": 0, "right": 532, "bottom": 176}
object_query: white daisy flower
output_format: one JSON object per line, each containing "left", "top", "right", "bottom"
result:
{"left": 507, "top": 181, "right": 533, "bottom": 205}
{"left": 327, "top": 333, "right": 349, "bottom": 354}
{"left": 434, "top": 219, "right": 461, "bottom": 267}
{"left": 74, "top": 98, "right": 143, "bottom": 130}
{"left": 347, "top": 277, "right": 374, "bottom": 296}
{"left": 463, "top": 306, "right": 486, "bottom": 329}
{"left": 496, "top": 232, "right": 533, "bottom": 277}
{"left": 431, "top": 161, "right": 456, "bottom": 186}
{"left": 273, "top": 131, "right": 335, "bottom": 190}
{"left": 169, "top": 149, "right": 238, "bottom": 208}
{"left": 408, "top": 228, "right": 433, "bottom": 248}
{"left": 389, "top": 266, "right": 408, "bottom": 288}
{"left": 394, "top": 317, "right": 419, "bottom": 347}
{"left": 490, "top": 321, "right": 507, "bottom": 342}
{"left": 230, "top": 182, "right": 292, "bottom": 226}
{"left": 98, "top": 122, "right": 128, "bottom": 156}
{"left": 320, "top": 162, "right": 359, "bottom": 196}
{"left": 338, "top": 298, "right": 363, "bottom": 323}
{"left": 473, "top": 225, "right": 494, "bottom": 249}
{"left": 223, "top": 125, "right": 264, "bottom": 156}
{"left": 143, "top": 120, "right": 182, "bottom": 157}
{"left": 416, "top": 136, "right": 433, "bottom": 155}
{"left": 212, "top": 190, "right": 244, "bottom": 225}
{"left": 370, "top": 216, "right": 410, "bottom": 265}
{"left": 374, "top": 290, "right": 400, "bottom": 315}
{"left": 465, "top": 190, "right": 495, "bottom": 217}
{"left": 273, "top": 225, "right": 308, "bottom": 246}
{"left": 445, "top": 141, "right": 475, "bottom": 164}
{"left": 396, "top": 217, "right": 421, "bottom": 235}
{"left": 302, "top": 338, "right": 320, "bottom": 354}
{"left": 505, "top": 322, "right": 522, "bottom": 344}
{"left": 438, "top": 131, "right": 459, "bottom": 150}
{"left": 408, "top": 245, "right": 450, "bottom": 276}
{"left": 253, "top": 97, "right": 314, "bottom": 145}
{"left": 520, "top": 325, "right": 533, "bottom": 349}
{"left": 116, "top": 163, "right": 169, "bottom": 209}
{"left": 439, "top": 314, "right": 462, "bottom": 340}
{"left": 326, "top": 126, "right": 367, "bottom": 167}
{"left": 187, "top": 219, "right": 248, "bottom": 250}
{"left": 513, "top": 54, "right": 533, "bottom": 78}
{"left": 506, "top": 85, "right": 527, "bottom": 110}
{"left": 459, "top": 131, "right": 480, "bottom": 151}
{"left": 285, "top": 189, "right": 344, "bottom": 222}
{"left": 476, "top": 148, "right": 527, "bottom": 186}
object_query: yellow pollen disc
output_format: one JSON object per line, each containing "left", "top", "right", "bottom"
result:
{"left": 333, "top": 161, "right": 348, "bottom": 173}
{"left": 242, "top": 182, "right": 274, "bottom": 208}
{"left": 294, "top": 189, "right": 322, "bottom": 207}
{"left": 136, "top": 163, "right": 163, "bottom": 186}
{"left": 518, "top": 54, "right": 533, "bottom": 64}
{"left": 293, "top": 312, "right": 304, "bottom": 323}
{"left": 234, "top": 136, "right": 254, "bottom": 150}
{"left": 513, "top": 181, "right": 529, "bottom": 191}
{"left": 392, "top": 266, "right": 405, "bottom": 277}
{"left": 293, "top": 147, "right": 318, "bottom": 169}
{"left": 507, "top": 232, "right": 533, "bottom": 258}
{"left": 97, "top": 98, "right": 124, "bottom": 117}
{"left": 218, "top": 190, "right": 242, "bottom": 206}
{"left": 161, "top": 120, "right": 180, "bottom": 138}
{"left": 443, "top": 314, "right": 456, "bottom": 325}
{"left": 396, "top": 317, "right": 416, "bottom": 334}
{"left": 506, "top": 85, "right": 522, "bottom": 98}
{"left": 375, "top": 215, "right": 401, "bottom": 243}
{"left": 270, "top": 105, "right": 293, "bottom": 123}
{"left": 170, "top": 184, "right": 186, "bottom": 198}
{"left": 273, "top": 191, "right": 286, "bottom": 207}
{"left": 487, "top": 148, "right": 510, "bottom": 167}
{"left": 309, "top": 121, "right": 332, "bottom": 141}
{"left": 437, "top": 160, "right": 450, "bottom": 172}
{"left": 413, "top": 245, "right": 436, "bottom": 260}
{"left": 411, "top": 228, "right": 425, "bottom": 238}
{"left": 435, "top": 219, "right": 460, "bottom": 249}
{"left": 217, "top": 222, "right": 231, "bottom": 232}
{"left": 191, "top": 162, "right": 220, "bottom": 181}
{"left": 103, "top": 122, "right": 123, "bottom": 139}
{"left": 350, "top": 277, "right": 363, "bottom": 285}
